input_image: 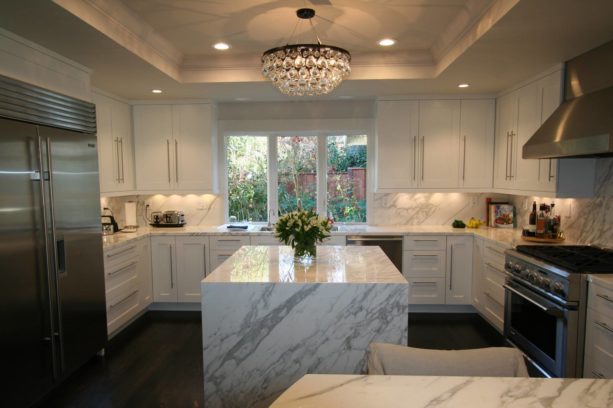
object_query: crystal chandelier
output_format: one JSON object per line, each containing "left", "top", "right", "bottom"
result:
{"left": 261, "top": 8, "right": 351, "bottom": 96}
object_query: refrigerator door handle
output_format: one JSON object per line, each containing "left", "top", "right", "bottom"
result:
{"left": 56, "top": 239, "right": 66, "bottom": 276}
{"left": 45, "top": 137, "right": 65, "bottom": 372}
{"left": 37, "top": 135, "right": 60, "bottom": 379}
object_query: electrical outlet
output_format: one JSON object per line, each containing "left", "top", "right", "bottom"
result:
{"left": 523, "top": 199, "right": 529, "bottom": 210}
{"left": 471, "top": 196, "right": 478, "bottom": 206}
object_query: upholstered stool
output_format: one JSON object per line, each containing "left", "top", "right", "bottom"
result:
{"left": 367, "top": 343, "right": 529, "bottom": 377}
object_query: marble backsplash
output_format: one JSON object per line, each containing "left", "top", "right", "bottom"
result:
{"left": 509, "top": 158, "right": 613, "bottom": 248}
{"left": 101, "top": 194, "right": 224, "bottom": 228}
{"left": 101, "top": 158, "right": 613, "bottom": 248}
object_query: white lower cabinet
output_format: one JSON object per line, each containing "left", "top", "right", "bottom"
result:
{"left": 403, "top": 235, "right": 447, "bottom": 304}
{"left": 104, "top": 238, "right": 151, "bottom": 336}
{"left": 474, "top": 240, "right": 509, "bottom": 332}
{"left": 446, "top": 236, "right": 472, "bottom": 305}
{"left": 151, "top": 235, "right": 207, "bottom": 303}
{"left": 208, "top": 235, "right": 251, "bottom": 272}
{"left": 583, "top": 279, "right": 613, "bottom": 378}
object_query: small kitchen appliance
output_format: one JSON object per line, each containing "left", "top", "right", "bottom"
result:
{"left": 101, "top": 207, "right": 119, "bottom": 235}
{"left": 504, "top": 245, "right": 613, "bottom": 378}
{"left": 149, "top": 210, "right": 185, "bottom": 227}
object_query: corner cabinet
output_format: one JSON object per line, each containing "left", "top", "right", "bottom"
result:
{"left": 133, "top": 104, "right": 217, "bottom": 193}
{"left": 492, "top": 69, "right": 596, "bottom": 197}
{"left": 375, "top": 99, "right": 494, "bottom": 192}
{"left": 93, "top": 92, "right": 135, "bottom": 194}
{"left": 446, "top": 236, "right": 472, "bottom": 304}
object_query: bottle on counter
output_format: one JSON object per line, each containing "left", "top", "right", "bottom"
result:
{"left": 527, "top": 201, "right": 537, "bottom": 237}
{"left": 536, "top": 204, "right": 547, "bottom": 238}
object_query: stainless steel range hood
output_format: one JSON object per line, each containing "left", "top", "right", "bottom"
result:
{"left": 523, "top": 40, "right": 613, "bottom": 159}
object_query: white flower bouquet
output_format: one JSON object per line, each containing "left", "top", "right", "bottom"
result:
{"left": 274, "top": 210, "right": 333, "bottom": 259}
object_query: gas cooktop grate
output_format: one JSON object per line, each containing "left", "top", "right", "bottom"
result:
{"left": 516, "top": 245, "right": 613, "bottom": 273}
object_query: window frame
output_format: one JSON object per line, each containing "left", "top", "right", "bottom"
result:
{"left": 223, "top": 130, "right": 371, "bottom": 224}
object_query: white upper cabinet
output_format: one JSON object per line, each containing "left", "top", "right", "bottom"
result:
{"left": 93, "top": 92, "right": 135, "bottom": 194}
{"left": 536, "top": 71, "right": 563, "bottom": 192}
{"left": 459, "top": 100, "right": 495, "bottom": 188}
{"left": 376, "top": 99, "right": 493, "bottom": 192}
{"left": 375, "top": 100, "right": 419, "bottom": 190}
{"left": 133, "top": 103, "right": 217, "bottom": 193}
{"left": 418, "top": 100, "right": 461, "bottom": 189}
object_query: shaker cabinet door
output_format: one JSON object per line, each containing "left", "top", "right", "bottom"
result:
{"left": 151, "top": 236, "right": 178, "bottom": 302}
{"left": 459, "top": 100, "right": 495, "bottom": 188}
{"left": 176, "top": 236, "right": 207, "bottom": 303}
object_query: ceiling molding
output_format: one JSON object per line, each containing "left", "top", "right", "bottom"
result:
{"left": 434, "top": 0, "right": 521, "bottom": 75}
{"left": 53, "top": 0, "right": 183, "bottom": 80}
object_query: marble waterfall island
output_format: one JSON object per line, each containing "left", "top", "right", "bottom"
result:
{"left": 201, "top": 245, "right": 409, "bottom": 408}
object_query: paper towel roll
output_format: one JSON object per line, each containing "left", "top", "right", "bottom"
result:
{"left": 125, "top": 201, "right": 137, "bottom": 227}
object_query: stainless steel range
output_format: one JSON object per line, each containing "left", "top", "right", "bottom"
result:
{"left": 504, "top": 245, "right": 613, "bottom": 378}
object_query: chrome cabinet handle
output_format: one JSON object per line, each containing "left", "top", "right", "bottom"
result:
{"left": 412, "top": 254, "right": 439, "bottom": 257}
{"left": 166, "top": 139, "right": 171, "bottom": 183}
{"left": 509, "top": 131, "right": 515, "bottom": 180}
{"left": 548, "top": 159, "right": 554, "bottom": 181}
{"left": 462, "top": 135, "right": 467, "bottom": 181}
{"left": 505, "top": 131, "right": 510, "bottom": 180}
{"left": 110, "top": 290, "right": 138, "bottom": 309}
{"left": 119, "top": 138, "right": 125, "bottom": 183}
{"left": 412, "top": 281, "right": 437, "bottom": 286}
{"left": 485, "top": 262, "right": 504, "bottom": 274}
{"left": 107, "top": 261, "right": 137, "bottom": 277}
{"left": 595, "top": 321, "right": 613, "bottom": 334}
{"left": 414, "top": 239, "right": 439, "bottom": 242}
{"left": 421, "top": 136, "right": 425, "bottom": 181}
{"left": 486, "top": 246, "right": 505, "bottom": 255}
{"left": 114, "top": 138, "right": 120, "bottom": 182}
{"left": 596, "top": 293, "right": 613, "bottom": 303}
{"left": 106, "top": 245, "right": 137, "bottom": 258}
{"left": 449, "top": 245, "right": 454, "bottom": 291}
{"left": 413, "top": 136, "right": 417, "bottom": 181}
{"left": 175, "top": 139, "right": 179, "bottom": 183}
{"left": 169, "top": 245, "right": 174, "bottom": 289}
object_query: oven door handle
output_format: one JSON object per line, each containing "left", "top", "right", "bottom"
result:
{"left": 503, "top": 283, "right": 565, "bottom": 318}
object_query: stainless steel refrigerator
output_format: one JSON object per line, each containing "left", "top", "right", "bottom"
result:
{"left": 0, "top": 75, "right": 106, "bottom": 407}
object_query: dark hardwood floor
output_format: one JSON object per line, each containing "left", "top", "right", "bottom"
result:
{"left": 407, "top": 313, "right": 504, "bottom": 350}
{"left": 37, "top": 312, "right": 503, "bottom": 408}
{"left": 38, "top": 311, "right": 204, "bottom": 408}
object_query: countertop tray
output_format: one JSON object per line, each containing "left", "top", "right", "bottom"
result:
{"left": 521, "top": 236, "right": 565, "bottom": 243}
{"left": 149, "top": 223, "right": 186, "bottom": 228}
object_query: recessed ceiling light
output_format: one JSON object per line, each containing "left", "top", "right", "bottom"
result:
{"left": 458, "top": 83, "right": 470, "bottom": 88}
{"left": 214, "top": 42, "right": 230, "bottom": 50}
{"left": 378, "top": 38, "right": 395, "bottom": 47}
{"left": 151, "top": 89, "right": 163, "bottom": 94}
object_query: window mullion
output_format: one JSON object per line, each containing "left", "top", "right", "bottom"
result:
{"left": 317, "top": 133, "right": 327, "bottom": 217}
{"left": 268, "top": 135, "right": 278, "bottom": 222}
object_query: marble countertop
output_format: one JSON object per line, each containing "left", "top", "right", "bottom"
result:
{"left": 270, "top": 374, "right": 613, "bottom": 408}
{"left": 102, "top": 224, "right": 526, "bottom": 250}
{"left": 203, "top": 246, "right": 407, "bottom": 284}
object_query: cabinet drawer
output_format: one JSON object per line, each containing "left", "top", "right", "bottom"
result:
{"left": 404, "top": 236, "right": 446, "bottom": 251}
{"left": 483, "top": 292, "right": 504, "bottom": 332}
{"left": 321, "top": 235, "right": 346, "bottom": 246}
{"left": 484, "top": 275, "right": 506, "bottom": 306}
{"left": 585, "top": 309, "right": 613, "bottom": 378}
{"left": 250, "top": 235, "right": 282, "bottom": 246}
{"left": 483, "top": 242, "right": 507, "bottom": 265}
{"left": 104, "top": 243, "right": 138, "bottom": 269}
{"left": 589, "top": 283, "right": 613, "bottom": 319}
{"left": 209, "top": 248, "right": 240, "bottom": 271}
{"left": 106, "top": 276, "right": 140, "bottom": 335}
{"left": 407, "top": 278, "right": 446, "bottom": 304}
{"left": 403, "top": 251, "right": 446, "bottom": 277}
{"left": 105, "top": 258, "right": 138, "bottom": 292}
{"left": 209, "top": 235, "right": 250, "bottom": 250}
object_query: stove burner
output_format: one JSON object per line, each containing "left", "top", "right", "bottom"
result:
{"left": 516, "top": 245, "right": 613, "bottom": 273}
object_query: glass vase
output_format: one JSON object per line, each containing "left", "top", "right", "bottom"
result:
{"left": 294, "top": 242, "right": 316, "bottom": 264}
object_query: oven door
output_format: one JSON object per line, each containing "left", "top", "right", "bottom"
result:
{"left": 503, "top": 280, "right": 578, "bottom": 378}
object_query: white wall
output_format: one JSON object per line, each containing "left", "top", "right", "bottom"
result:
{"left": 0, "top": 28, "right": 92, "bottom": 101}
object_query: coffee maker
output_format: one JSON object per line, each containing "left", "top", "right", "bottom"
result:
{"left": 101, "top": 207, "right": 119, "bottom": 235}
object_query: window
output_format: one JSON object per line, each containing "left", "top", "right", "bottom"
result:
{"left": 277, "top": 136, "right": 318, "bottom": 213}
{"left": 226, "top": 134, "right": 368, "bottom": 223}
{"left": 327, "top": 135, "right": 367, "bottom": 222}
{"left": 226, "top": 136, "right": 268, "bottom": 222}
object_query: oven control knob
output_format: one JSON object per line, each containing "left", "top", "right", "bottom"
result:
{"left": 506, "top": 261, "right": 514, "bottom": 270}
{"left": 552, "top": 281, "right": 565, "bottom": 295}
{"left": 540, "top": 277, "right": 551, "bottom": 289}
{"left": 528, "top": 271, "right": 539, "bottom": 283}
